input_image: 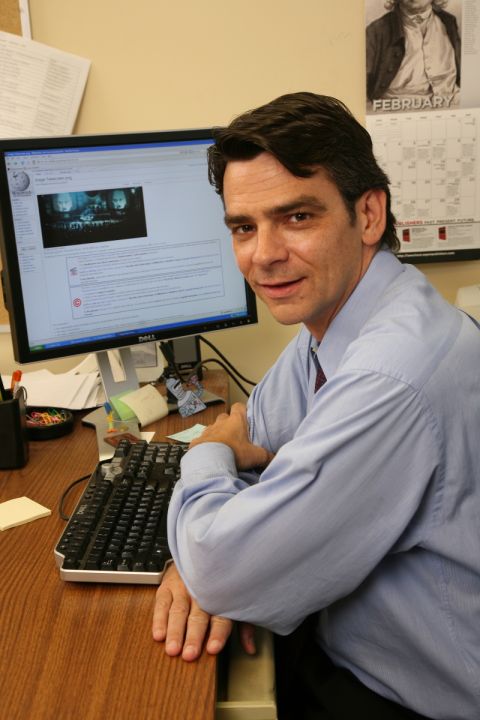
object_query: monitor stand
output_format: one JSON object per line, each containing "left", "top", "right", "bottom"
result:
{"left": 82, "top": 347, "right": 139, "bottom": 428}
{"left": 82, "top": 346, "right": 224, "bottom": 429}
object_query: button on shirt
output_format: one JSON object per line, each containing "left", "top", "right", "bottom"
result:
{"left": 167, "top": 250, "right": 480, "bottom": 719}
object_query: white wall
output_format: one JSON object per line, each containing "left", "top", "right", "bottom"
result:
{"left": 1, "top": 0, "right": 479, "bottom": 399}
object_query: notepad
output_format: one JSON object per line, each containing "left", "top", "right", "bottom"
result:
{"left": 120, "top": 384, "right": 169, "bottom": 427}
{"left": 0, "top": 497, "right": 51, "bottom": 531}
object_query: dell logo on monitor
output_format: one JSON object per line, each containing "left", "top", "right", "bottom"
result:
{"left": 138, "top": 334, "right": 156, "bottom": 343}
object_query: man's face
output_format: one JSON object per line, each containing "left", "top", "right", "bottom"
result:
{"left": 399, "top": 0, "right": 433, "bottom": 15}
{"left": 112, "top": 191, "right": 127, "bottom": 209}
{"left": 223, "top": 153, "right": 383, "bottom": 340}
{"left": 56, "top": 194, "right": 72, "bottom": 212}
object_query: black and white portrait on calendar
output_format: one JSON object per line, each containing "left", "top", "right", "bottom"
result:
{"left": 366, "top": 0, "right": 462, "bottom": 114}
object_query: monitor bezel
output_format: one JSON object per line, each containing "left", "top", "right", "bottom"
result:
{"left": 0, "top": 128, "right": 257, "bottom": 364}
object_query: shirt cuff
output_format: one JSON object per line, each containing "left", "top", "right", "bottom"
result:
{"left": 181, "top": 442, "right": 237, "bottom": 481}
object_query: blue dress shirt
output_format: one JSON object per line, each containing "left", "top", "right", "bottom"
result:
{"left": 167, "top": 249, "right": 480, "bottom": 719}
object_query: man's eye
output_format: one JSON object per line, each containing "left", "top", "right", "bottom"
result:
{"left": 290, "top": 212, "right": 310, "bottom": 223}
{"left": 233, "top": 224, "right": 254, "bottom": 235}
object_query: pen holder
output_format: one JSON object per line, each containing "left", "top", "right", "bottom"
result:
{"left": 0, "top": 388, "right": 29, "bottom": 469}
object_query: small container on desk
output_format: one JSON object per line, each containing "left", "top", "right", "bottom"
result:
{"left": 26, "top": 407, "right": 74, "bottom": 441}
{"left": 0, "top": 387, "right": 29, "bottom": 469}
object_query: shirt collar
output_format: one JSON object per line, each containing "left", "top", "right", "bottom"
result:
{"left": 401, "top": 6, "right": 433, "bottom": 29}
{"left": 314, "top": 249, "right": 404, "bottom": 378}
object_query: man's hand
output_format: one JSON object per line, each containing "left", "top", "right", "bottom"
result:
{"left": 189, "top": 402, "right": 274, "bottom": 471}
{"left": 152, "top": 564, "right": 256, "bottom": 660}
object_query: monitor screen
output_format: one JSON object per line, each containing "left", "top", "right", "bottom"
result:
{"left": 0, "top": 129, "right": 257, "bottom": 365}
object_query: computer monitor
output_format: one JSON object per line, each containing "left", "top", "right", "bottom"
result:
{"left": 0, "top": 129, "right": 257, "bottom": 403}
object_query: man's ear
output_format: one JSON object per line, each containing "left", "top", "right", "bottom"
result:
{"left": 358, "top": 189, "right": 387, "bottom": 247}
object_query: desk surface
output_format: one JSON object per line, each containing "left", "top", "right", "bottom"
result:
{"left": 0, "top": 370, "right": 228, "bottom": 720}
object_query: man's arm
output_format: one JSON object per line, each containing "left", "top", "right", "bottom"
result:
{"left": 152, "top": 563, "right": 256, "bottom": 660}
{"left": 167, "top": 370, "right": 440, "bottom": 635}
{"left": 152, "top": 406, "right": 268, "bottom": 659}
{"left": 189, "top": 403, "right": 274, "bottom": 470}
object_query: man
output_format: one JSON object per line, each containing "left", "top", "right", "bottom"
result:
{"left": 54, "top": 192, "right": 74, "bottom": 214}
{"left": 366, "top": 0, "right": 461, "bottom": 112}
{"left": 153, "top": 93, "right": 480, "bottom": 719}
{"left": 110, "top": 188, "right": 127, "bottom": 211}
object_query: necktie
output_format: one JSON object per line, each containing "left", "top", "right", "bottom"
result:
{"left": 311, "top": 347, "right": 327, "bottom": 393}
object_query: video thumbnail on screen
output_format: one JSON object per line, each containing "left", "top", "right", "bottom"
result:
{"left": 37, "top": 187, "right": 147, "bottom": 248}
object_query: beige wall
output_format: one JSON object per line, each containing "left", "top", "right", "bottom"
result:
{"left": 1, "top": 0, "right": 479, "bottom": 398}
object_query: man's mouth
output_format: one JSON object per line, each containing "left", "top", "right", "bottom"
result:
{"left": 256, "top": 278, "right": 304, "bottom": 298}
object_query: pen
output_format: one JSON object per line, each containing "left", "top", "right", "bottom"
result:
{"left": 0, "top": 373, "right": 5, "bottom": 401}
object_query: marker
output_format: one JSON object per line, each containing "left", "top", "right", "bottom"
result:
{"left": 11, "top": 370, "right": 22, "bottom": 395}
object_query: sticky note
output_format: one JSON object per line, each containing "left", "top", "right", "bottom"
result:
{"left": 109, "top": 391, "right": 138, "bottom": 421}
{"left": 167, "top": 424, "right": 207, "bottom": 443}
{"left": 0, "top": 497, "right": 51, "bottom": 531}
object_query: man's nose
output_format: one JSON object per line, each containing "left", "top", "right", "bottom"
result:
{"left": 252, "top": 224, "right": 288, "bottom": 266}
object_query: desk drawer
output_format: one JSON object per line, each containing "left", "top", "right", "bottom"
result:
{"left": 216, "top": 628, "right": 277, "bottom": 720}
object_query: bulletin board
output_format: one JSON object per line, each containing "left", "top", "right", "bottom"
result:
{"left": 0, "top": 1, "right": 22, "bottom": 324}
{"left": 0, "top": 0, "right": 22, "bottom": 35}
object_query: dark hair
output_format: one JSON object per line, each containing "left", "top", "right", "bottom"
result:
{"left": 208, "top": 92, "right": 399, "bottom": 252}
{"left": 384, "top": 0, "right": 447, "bottom": 9}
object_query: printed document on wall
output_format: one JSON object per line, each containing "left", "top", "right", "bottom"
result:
{"left": 0, "top": 31, "right": 90, "bottom": 138}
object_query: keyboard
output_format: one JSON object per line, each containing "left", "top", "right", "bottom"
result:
{"left": 54, "top": 438, "right": 186, "bottom": 584}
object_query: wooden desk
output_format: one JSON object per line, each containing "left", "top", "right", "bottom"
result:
{"left": 0, "top": 370, "right": 228, "bottom": 720}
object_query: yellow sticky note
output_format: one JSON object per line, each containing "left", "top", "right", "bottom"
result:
{"left": 0, "top": 497, "right": 51, "bottom": 531}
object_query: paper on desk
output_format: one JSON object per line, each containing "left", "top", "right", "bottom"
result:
{"left": 0, "top": 497, "right": 51, "bottom": 531}
{"left": 66, "top": 351, "right": 141, "bottom": 381}
{"left": 1, "top": 369, "right": 100, "bottom": 410}
{"left": 65, "top": 354, "right": 99, "bottom": 374}
{"left": 67, "top": 350, "right": 165, "bottom": 384}
{"left": 0, "top": 31, "right": 90, "bottom": 138}
{"left": 67, "top": 355, "right": 105, "bottom": 406}
{"left": 167, "top": 424, "right": 206, "bottom": 444}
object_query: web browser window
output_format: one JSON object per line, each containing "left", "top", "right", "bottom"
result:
{"left": 5, "top": 139, "right": 246, "bottom": 352}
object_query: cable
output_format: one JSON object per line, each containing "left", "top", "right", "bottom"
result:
{"left": 58, "top": 474, "right": 91, "bottom": 521}
{"left": 197, "top": 357, "right": 251, "bottom": 398}
{"left": 159, "top": 335, "right": 257, "bottom": 398}
{"left": 197, "top": 335, "right": 257, "bottom": 386}
{"left": 158, "top": 341, "right": 185, "bottom": 383}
